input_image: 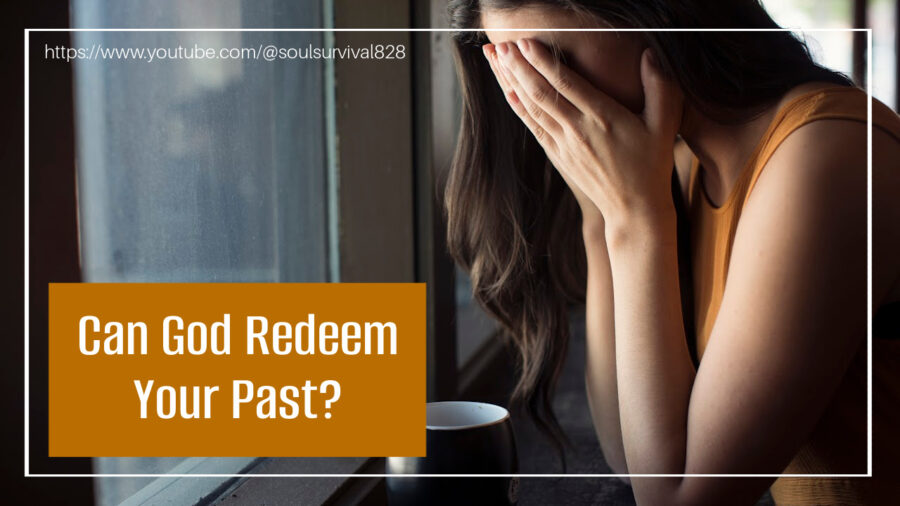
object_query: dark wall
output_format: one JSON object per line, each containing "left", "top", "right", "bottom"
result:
{"left": 7, "top": 1, "right": 94, "bottom": 504}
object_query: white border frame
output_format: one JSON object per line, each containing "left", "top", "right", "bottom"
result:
{"left": 24, "top": 27, "right": 873, "bottom": 479}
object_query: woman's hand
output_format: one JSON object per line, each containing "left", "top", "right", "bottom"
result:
{"left": 483, "top": 39, "right": 682, "bottom": 243}
{"left": 483, "top": 42, "right": 604, "bottom": 236}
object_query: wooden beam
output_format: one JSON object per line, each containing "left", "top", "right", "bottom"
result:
{"left": 852, "top": 0, "right": 869, "bottom": 88}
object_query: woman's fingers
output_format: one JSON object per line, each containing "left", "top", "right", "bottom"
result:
{"left": 515, "top": 38, "right": 629, "bottom": 126}
{"left": 639, "top": 48, "right": 683, "bottom": 136}
{"left": 487, "top": 46, "right": 518, "bottom": 104}
{"left": 494, "top": 42, "right": 581, "bottom": 132}
{"left": 483, "top": 44, "right": 510, "bottom": 93}
{"left": 484, "top": 44, "right": 560, "bottom": 152}
{"left": 500, "top": 70, "right": 559, "bottom": 151}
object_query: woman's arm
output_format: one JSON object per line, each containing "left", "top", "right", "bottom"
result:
{"left": 586, "top": 146, "right": 691, "bottom": 479}
{"left": 603, "top": 206, "right": 695, "bottom": 475}
{"left": 582, "top": 216, "right": 629, "bottom": 476}
{"left": 605, "top": 119, "right": 866, "bottom": 504}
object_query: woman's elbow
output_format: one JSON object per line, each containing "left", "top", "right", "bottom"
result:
{"left": 598, "top": 442, "right": 631, "bottom": 485}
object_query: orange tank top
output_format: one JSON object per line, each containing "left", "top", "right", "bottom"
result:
{"left": 687, "top": 86, "right": 900, "bottom": 505}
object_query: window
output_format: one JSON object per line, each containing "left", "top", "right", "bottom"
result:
{"left": 762, "top": 0, "right": 898, "bottom": 108}
{"left": 69, "top": 0, "right": 334, "bottom": 504}
{"left": 64, "top": 1, "right": 420, "bottom": 503}
{"left": 72, "top": 18, "right": 330, "bottom": 285}
{"left": 869, "top": 0, "right": 898, "bottom": 107}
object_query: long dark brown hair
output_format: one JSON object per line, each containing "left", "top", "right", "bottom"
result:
{"left": 444, "top": 0, "right": 852, "bottom": 467}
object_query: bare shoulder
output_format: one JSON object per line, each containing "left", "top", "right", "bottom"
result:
{"left": 746, "top": 117, "right": 900, "bottom": 305}
{"left": 762, "top": 119, "right": 867, "bottom": 187}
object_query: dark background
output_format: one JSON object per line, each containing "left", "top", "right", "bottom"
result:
{"left": 6, "top": 2, "right": 91, "bottom": 504}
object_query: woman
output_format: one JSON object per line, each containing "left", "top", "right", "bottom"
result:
{"left": 444, "top": 1, "right": 900, "bottom": 504}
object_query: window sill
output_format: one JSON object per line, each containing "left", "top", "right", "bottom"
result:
{"left": 213, "top": 457, "right": 379, "bottom": 506}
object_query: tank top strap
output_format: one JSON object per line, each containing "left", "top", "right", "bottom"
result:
{"left": 745, "top": 86, "right": 900, "bottom": 199}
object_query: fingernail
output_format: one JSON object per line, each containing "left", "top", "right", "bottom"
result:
{"left": 496, "top": 42, "right": 509, "bottom": 57}
{"left": 517, "top": 39, "right": 530, "bottom": 53}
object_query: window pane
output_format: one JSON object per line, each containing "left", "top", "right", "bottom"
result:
{"left": 762, "top": 0, "right": 855, "bottom": 77}
{"left": 73, "top": 35, "right": 328, "bottom": 282}
{"left": 70, "top": 1, "right": 327, "bottom": 504}
{"left": 762, "top": 0, "right": 853, "bottom": 29}
{"left": 870, "top": 0, "right": 897, "bottom": 108}
{"left": 762, "top": 0, "right": 895, "bottom": 109}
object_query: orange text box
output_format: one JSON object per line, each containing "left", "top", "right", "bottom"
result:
{"left": 49, "top": 283, "right": 426, "bottom": 457}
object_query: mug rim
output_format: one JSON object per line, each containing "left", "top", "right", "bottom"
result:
{"left": 425, "top": 401, "right": 510, "bottom": 431}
